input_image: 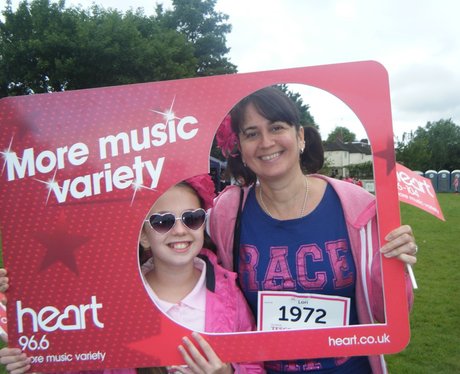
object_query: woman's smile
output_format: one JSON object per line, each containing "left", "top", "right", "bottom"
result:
{"left": 239, "top": 103, "right": 304, "bottom": 182}
{"left": 259, "top": 151, "right": 283, "bottom": 161}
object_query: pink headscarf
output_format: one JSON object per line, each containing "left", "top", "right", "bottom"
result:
{"left": 184, "top": 174, "right": 216, "bottom": 210}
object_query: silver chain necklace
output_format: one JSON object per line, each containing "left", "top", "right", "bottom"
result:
{"left": 259, "top": 177, "right": 309, "bottom": 219}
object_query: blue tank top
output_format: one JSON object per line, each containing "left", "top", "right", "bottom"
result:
{"left": 238, "top": 184, "right": 371, "bottom": 373}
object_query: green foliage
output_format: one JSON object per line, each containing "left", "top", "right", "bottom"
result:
{"left": 278, "top": 84, "right": 317, "bottom": 128}
{"left": 396, "top": 118, "right": 460, "bottom": 171}
{"left": 0, "top": 0, "right": 235, "bottom": 97}
{"left": 152, "top": 0, "right": 236, "bottom": 76}
{"left": 348, "top": 160, "right": 373, "bottom": 178}
{"left": 326, "top": 126, "right": 357, "bottom": 142}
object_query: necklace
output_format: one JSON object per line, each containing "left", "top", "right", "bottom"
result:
{"left": 259, "top": 176, "right": 309, "bottom": 219}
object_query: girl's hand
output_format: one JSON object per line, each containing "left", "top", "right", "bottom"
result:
{"left": 0, "top": 268, "right": 9, "bottom": 294}
{"left": 172, "top": 332, "right": 233, "bottom": 374}
{"left": 0, "top": 347, "right": 31, "bottom": 374}
{"left": 380, "top": 225, "right": 418, "bottom": 265}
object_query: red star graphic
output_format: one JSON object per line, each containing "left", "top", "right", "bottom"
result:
{"left": 35, "top": 212, "right": 90, "bottom": 275}
{"left": 127, "top": 317, "right": 186, "bottom": 364}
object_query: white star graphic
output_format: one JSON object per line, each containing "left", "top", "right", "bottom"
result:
{"left": 1, "top": 136, "right": 17, "bottom": 176}
{"left": 150, "top": 96, "right": 182, "bottom": 122}
{"left": 130, "top": 180, "right": 156, "bottom": 206}
{"left": 34, "top": 169, "right": 60, "bottom": 205}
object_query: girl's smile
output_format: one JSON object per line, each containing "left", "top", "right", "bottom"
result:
{"left": 168, "top": 240, "right": 193, "bottom": 252}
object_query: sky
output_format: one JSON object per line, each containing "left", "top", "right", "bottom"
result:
{"left": 7, "top": 0, "right": 460, "bottom": 141}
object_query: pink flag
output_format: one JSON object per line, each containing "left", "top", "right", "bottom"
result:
{"left": 396, "top": 163, "right": 445, "bottom": 221}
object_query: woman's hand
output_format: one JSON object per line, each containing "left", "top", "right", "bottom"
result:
{"left": 0, "top": 347, "right": 31, "bottom": 374}
{"left": 171, "top": 332, "right": 233, "bottom": 374}
{"left": 380, "top": 225, "right": 417, "bottom": 265}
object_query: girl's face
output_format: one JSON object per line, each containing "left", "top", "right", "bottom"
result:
{"left": 238, "top": 103, "right": 304, "bottom": 182}
{"left": 141, "top": 185, "right": 204, "bottom": 269}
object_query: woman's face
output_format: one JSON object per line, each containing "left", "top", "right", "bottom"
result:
{"left": 141, "top": 185, "right": 204, "bottom": 269}
{"left": 238, "top": 103, "right": 304, "bottom": 182}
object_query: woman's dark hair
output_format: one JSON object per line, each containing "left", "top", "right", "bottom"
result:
{"left": 228, "top": 86, "right": 324, "bottom": 186}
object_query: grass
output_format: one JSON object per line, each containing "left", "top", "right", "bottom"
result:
{"left": 0, "top": 194, "right": 459, "bottom": 373}
{"left": 385, "top": 192, "right": 460, "bottom": 373}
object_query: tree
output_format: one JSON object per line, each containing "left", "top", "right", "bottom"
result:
{"left": 0, "top": 0, "right": 235, "bottom": 97}
{"left": 278, "top": 84, "right": 316, "bottom": 128}
{"left": 327, "top": 126, "right": 357, "bottom": 142}
{"left": 348, "top": 161, "right": 373, "bottom": 179}
{"left": 155, "top": 0, "right": 237, "bottom": 76}
{"left": 396, "top": 118, "right": 460, "bottom": 171}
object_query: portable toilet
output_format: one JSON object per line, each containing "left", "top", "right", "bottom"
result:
{"left": 451, "top": 170, "right": 460, "bottom": 192}
{"left": 437, "top": 170, "right": 451, "bottom": 192}
{"left": 424, "top": 170, "right": 438, "bottom": 192}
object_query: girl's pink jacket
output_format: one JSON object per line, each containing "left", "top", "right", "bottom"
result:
{"left": 208, "top": 175, "right": 414, "bottom": 374}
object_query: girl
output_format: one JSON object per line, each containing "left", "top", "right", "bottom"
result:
{"left": 0, "top": 174, "right": 263, "bottom": 374}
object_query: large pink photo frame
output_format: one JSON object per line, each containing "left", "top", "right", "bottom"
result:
{"left": 0, "top": 61, "right": 410, "bottom": 371}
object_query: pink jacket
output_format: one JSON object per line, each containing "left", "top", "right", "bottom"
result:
{"left": 58, "top": 250, "right": 262, "bottom": 374}
{"left": 201, "top": 249, "right": 265, "bottom": 373}
{"left": 208, "top": 175, "right": 414, "bottom": 374}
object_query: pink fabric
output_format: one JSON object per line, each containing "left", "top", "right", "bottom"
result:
{"left": 142, "top": 257, "right": 207, "bottom": 332}
{"left": 209, "top": 175, "right": 414, "bottom": 374}
{"left": 200, "top": 249, "right": 263, "bottom": 374}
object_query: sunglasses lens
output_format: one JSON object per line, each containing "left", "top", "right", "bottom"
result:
{"left": 149, "top": 213, "right": 175, "bottom": 234}
{"left": 182, "top": 209, "right": 206, "bottom": 230}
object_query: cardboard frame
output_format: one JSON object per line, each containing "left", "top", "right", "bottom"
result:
{"left": 0, "top": 61, "right": 410, "bottom": 371}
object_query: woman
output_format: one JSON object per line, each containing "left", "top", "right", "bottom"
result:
{"left": 207, "top": 87, "right": 416, "bottom": 373}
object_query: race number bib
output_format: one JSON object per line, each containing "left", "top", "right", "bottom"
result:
{"left": 258, "top": 291, "right": 350, "bottom": 331}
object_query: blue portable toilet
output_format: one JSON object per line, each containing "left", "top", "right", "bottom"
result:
{"left": 451, "top": 170, "right": 460, "bottom": 192}
{"left": 424, "top": 170, "right": 438, "bottom": 192}
{"left": 437, "top": 170, "right": 451, "bottom": 192}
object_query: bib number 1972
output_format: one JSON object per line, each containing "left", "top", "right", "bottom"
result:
{"left": 257, "top": 291, "right": 350, "bottom": 331}
{"left": 278, "top": 305, "right": 327, "bottom": 324}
